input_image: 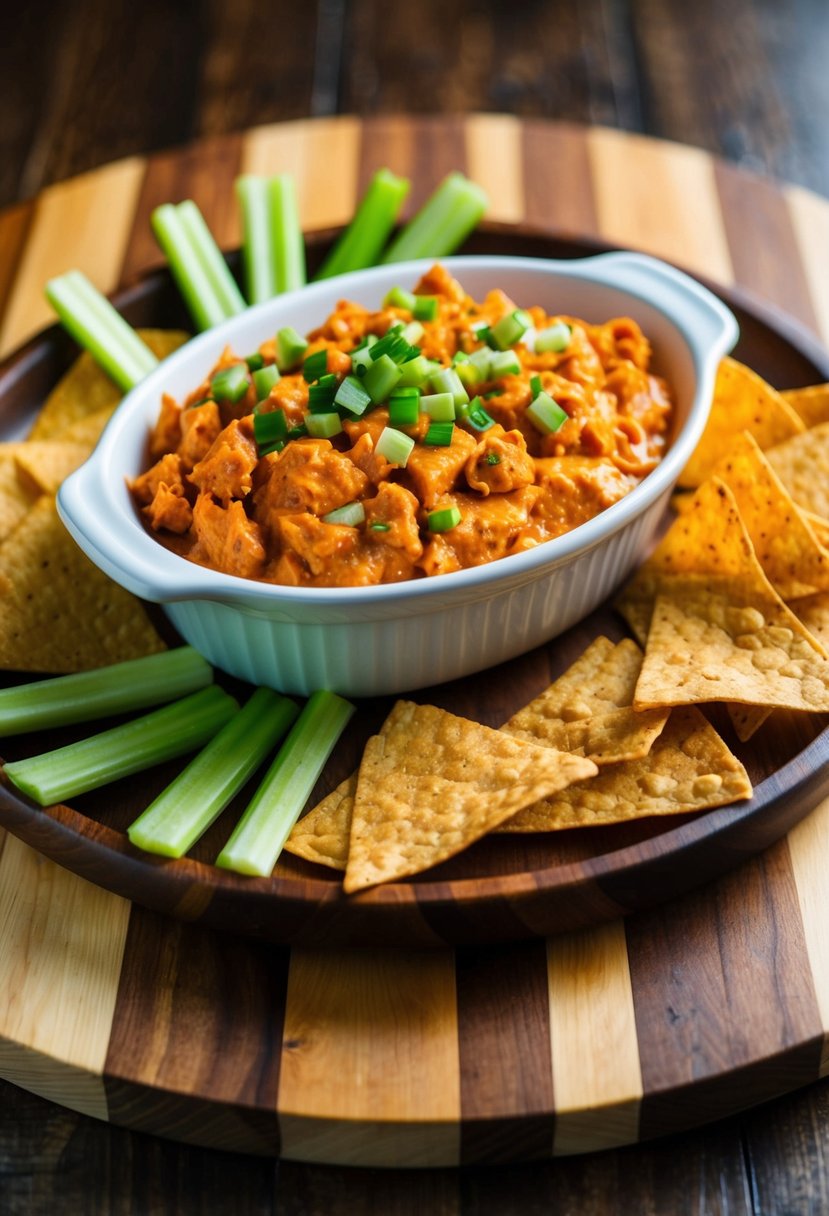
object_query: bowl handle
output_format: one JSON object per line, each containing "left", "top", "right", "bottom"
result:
{"left": 587, "top": 251, "right": 739, "bottom": 358}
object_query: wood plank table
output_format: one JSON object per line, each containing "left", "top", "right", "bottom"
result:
{"left": 2, "top": 115, "right": 829, "bottom": 1208}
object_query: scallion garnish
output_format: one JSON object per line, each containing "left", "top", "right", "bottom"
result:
{"left": 369, "top": 522, "right": 391, "bottom": 532}
{"left": 0, "top": 648, "right": 213, "bottom": 738}
{"left": 322, "top": 501, "right": 366, "bottom": 526}
{"left": 276, "top": 326, "right": 309, "bottom": 370}
{"left": 308, "top": 379, "right": 338, "bottom": 412}
{"left": 3, "top": 686, "right": 238, "bottom": 806}
{"left": 420, "top": 392, "right": 455, "bottom": 422}
{"left": 527, "top": 391, "right": 569, "bottom": 434}
{"left": 388, "top": 389, "right": 420, "bottom": 427}
{"left": 370, "top": 331, "right": 417, "bottom": 365}
{"left": 530, "top": 374, "right": 542, "bottom": 398}
{"left": 334, "top": 375, "right": 372, "bottom": 416}
{"left": 413, "top": 295, "right": 439, "bottom": 321}
{"left": 304, "top": 412, "right": 343, "bottom": 439}
{"left": 396, "top": 355, "right": 435, "bottom": 389}
{"left": 427, "top": 505, "right": 462, "bottom": 532}
{"left": 245, "top": 353, "right": 265, "bottom": 372}
{"left": 315, "top": 168, "right": 410, "bottom": 280}
{"left": 364, "top": 354, "right": 402, "bottom": 404}
{"left": 127, "top": 688, "right": 299, "bottom": 859}
{"left": 384, "top": 286, "right": 417, "bottom": 311}
{"left": 253, "top": 363, "right": 280, "bottom": 401}
{"left": 429, "top": 367, "right": 469, "bottom": 408}
{"left": 254, "top": 408, "right": 288, "bottom": 454}
{"left": 535, "top": 322, "right": 571, "bottom": 353}
{"left": 464, "top": 396, "right": 496, "bottom": 431}
{"left": 486, "top": 451, "right": 501, "bottom": 465}
{"left": 491, "top": 309, "right": 532, "bottom": 351}
{"left": 215, "top": 690, "right": 356, "bottom": 876}
{"left": 489, "top": 350, "right": 521, "bottom": 378}
{"left": 210, "top": 363, "right": 250, "bottom": 403}
{"left": 399, "top": 321, "right": 424, "bottom": 346}
{"left": 303, "top": 348, "right": 329, "bottom": 383}
{"left": 375, "top": 426, "right": 415, "bottom": 466}
{"left": 44, "top": 271, "right": 159, "bottom": 392}
{"left": 424, "top": 421, "right": 455, "bottom": 446}
{"left": 381, "top": 172, "right": 488, "bottom": 263}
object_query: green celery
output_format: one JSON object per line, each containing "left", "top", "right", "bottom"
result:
{"left": 151, "top": 203, "right": 228, "bottom": 331}
{"left": 177, "top": 200, "right": 247, "bottom": 319}
{"left": 269, "top": 175, "right": 306, "bottom": 293}
{"left": 3, "top": 686, "right": 238, "bottom": 806}
{"left": 316, "top": 168, "right": 411, "bottom": 279}
{"left": 216, "top": 690, "right": 355, "bottom": 876}
{"left": 0, "top": 647, "right": 213, "bottom": 738}
{"left": 381, "top": 172, "right": 488, "bottom": 263}
{"left": 127, "top": 687, "right": 298, "bottom": 858}
{"left": 236, "top": 175, "right": 278, "bottom": 305}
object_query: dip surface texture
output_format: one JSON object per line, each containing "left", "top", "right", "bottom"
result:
{"left": 130, "top": 265, "right": 673, "bottom": 587}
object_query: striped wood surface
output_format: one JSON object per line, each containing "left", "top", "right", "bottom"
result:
{"left": 1, "top": 116, "right": 829, "bottom": 1166}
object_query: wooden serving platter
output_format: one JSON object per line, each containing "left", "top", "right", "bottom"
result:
{"left": 1, "top": 117, "right": 829, "bottom": 1165}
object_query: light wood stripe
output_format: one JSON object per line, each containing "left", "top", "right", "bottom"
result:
{"left": 241, "top": 116, "right": 361, "bottom": 233}
{"left": 547, "top": 920, "right": 642, "bottom": 1154}
{"left": 277, "top": 947, "right": 460, "bottom": 1166}
{"left": 0, "top": 830, "right": 130, "bottom": 1119}
{"left": 587, "top": 127, "right": 734, "bottom": 286}
{"left": 787, "top": 184, "right": 829, "bottom": 351}
{"left": 0, "top": 156, "right": 145, "bottom": 357}
{"left": 785, "top": 796, "right": 829, "bottom": 1075}
{"left": 464, "top": 114, "right": 525, "bottom": 224}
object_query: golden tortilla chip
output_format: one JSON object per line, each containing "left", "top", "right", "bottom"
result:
{"left": 13, "top": 440, "right": 92, "bottom": 497}
{"left": 343, "top": 701, "right": 596, "bottom": 892}
{"left": 706, "top": 431, "right": 829, "bottom": 599}
{"left": 57, "top": 405, "right": 117, "bottom": 448}
{"left": 801, "top": 509, "right": 829, "bottom": 550}
{"left": 0, "top": 452, "right": 38, "bottom": 543}
{"left": 781, "top": 383, "right": 829, "bottom": 429}
{"left": 283, "top": 772, "right": 356, "bottom": 871}
{"left": 790, "top": 591, "right": 829, "bottom": 647}
{"left": 504, "top": 708, "right": 668, "bottom": 766}
{"left": 0, "top": 496, "right": 165, "bottom": 672}
{"left": 727, "top": 704, "right": 773, "bottom": 743}
{"left": 28, "top": 329, "right": 189, "bottom": 440}
{"left": 678, "top": 357, "right": 804, "bottom": 489}
{"left": 497, "top": 708, "right": 752, "bottom": 832}
{"left": 766, "top": 423, "right": 829, "bottom": 520}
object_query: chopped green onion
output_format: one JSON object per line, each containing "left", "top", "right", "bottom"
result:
{"left": 388, "top": 391, "right": 420, "bottom": 427}
{"left": 364, "top": 354, "right": 402, "bottom": 404}
{"left": 0, "top": 648, "right": 213, "bottom": 738}
{"left": 455, "top": 361, "right": 485, "bottom": 391}
{"left": 322, "top": 501, "right": 366, "bottom": 526}
{"left": 467, "top": 346, "right": 493, "bottom": 377}
{"left": 427, "top": 505, "right": 462, "bottom": 533}
{"left": 246, "top": 353, "right": 265, "bottom": 372}
{"left": 399, "top": 321, "right": 424, "bottom": 346}
{"left": 235, "top": 176, "right": 278, "bottom": 305}
{"left": 254, "top": 408, "right": 288, "bottom": 453}
{"left": 424, "top": 421, "right": 455, "bottom": 446}
{"left": 429, "top": 367, "right": 469, "bottom": 407}
{"left": 491, "top": 309, "right": 532, "bottom": 351}
{"left": 530, "top": 374, "right": 542, "bottom": 398}
{"left": 350, "top": 345, "right": 375, "bottom": 377}
{"left": 335, "top": 375, "right": 372, "bottom": 415}
{"left": 304, "top": 412, "right": 343, "bottom": 439}
{"left": 44, "top": 271, "right": 159, "bottom": 392}
{"left": 308, "top": 379, "right": 338, "bottom": 411}
{"left": 527, "top": 391, "right": 569, "bottom": 434}
{"left": 452, "top": 351, "right": 469, "bottom": 364}
{"left": 486, "top": 451, "right": 501, "bottom": 465}
{"left": 215, "top": 690, "right": 356, "bottom": 876}
{"left": 382, "top": 172, "right": 488, "bottom": 263}
{"left": 303, "top": 349, "right": 329, "bottom": 383}
{"left": 370, "top": 331, "right": 417, "bottom": 365}
{"left": 375, "top": 426, "right": 415, "bottom": 466}
{"left": 210, "top": 363, "right": 250, "bottom": 403}
{"left": 396, "top": 355, "right": 435, "bottom": 389}
{"left": 535, "top": 322, "right": 571, "bottom": 353}
{"left": 287, "top": 423, "right": 309, "bottom": 440}
{"left": 384, "top": 286, "right": 417, "bottom": 311}
{"left": 315, "top": 168, "right": 410, "bottom": 279}
{"left": 465, "top": 398, "right": 496, "bottom": 431}
{"left": 3, "top": 686, "right": 238, "bottom": 806}
{"left": 420, "top": 392, "right": 455, "bottom": 422}
{"left": 268, "top": 174, "right": 306, "bottom": 293}
{"left": 276, "top": 326, "right": 308, "bottom": 370}
{"left": 253, "top": 363, "right": 281, "bottom": 401}
{"left": 369, "top": 521, "right": 391, "bottom": 532}
{"left": 413, "top": 295, "right": 439, "bottom": 321}
{"left": 127, "top": 688, "right": 299, "bottom": 858}
{"left": 489, "top": 350, "right": 521, "bottom": 378}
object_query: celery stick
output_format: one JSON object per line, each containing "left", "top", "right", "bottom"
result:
{"left": 268, "top": 175, "right": 306, "bottom": 293}
{"left": 151, "top": 203, "right": 227, "bottom": 332}
{"left": 315, "top": 168, "right": 410, "bottom": 279}
{"left": 381, "top": 172, "right": 488, "bottom": 264}
{"left": 0, "top": 647, "right": 213, "bottom": 738}
{"left": 127, "top": 687, "right": 299, "bottom": 858}
{"left": 236, "top": 175, "right": 278, "bottom": 305}
{"left": 45, "top": 270, "right": 158, "bottom": 391}
{"left": 216, "top": 690, "right": 355, "bottom": 876}
{"left": 3, "top": 686, "right": 237, "bottom": 806}
{"left": 177, "top": 200, "right": 247, "bottom": 317}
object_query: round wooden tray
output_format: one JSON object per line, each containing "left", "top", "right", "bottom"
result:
{"left": 2, "top": 227, "right": 829, "bottom": 948}
{"left": 2, "top": 118, "right": 829, "bottom": 1166}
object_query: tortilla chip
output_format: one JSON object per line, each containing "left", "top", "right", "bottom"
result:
{"left": 504, "top": 708, "right": 668, "bottom": 765}
{"left": 727, "top": 704, "right": 773, "bottom": 743}
{"left": 0, "top": 496, "right": 165, "bottom": 672}
{"left": 706, "top": 431, "right": 829, "bottom": 599}
{"left": 766, "top": 423, "right": 829, "bottom": 520}
{"left": 283, "top": 772, "right": 356, "bottom": 871}
{"left": 790, "top": 591, "right": 829, "bottom": 647}
{"left": 28, "top": 330, "right": 189, "bottom": 440}
{"left": 678, "top": 357, "right": 805, "bottom": 489}
{"left": 801, "top": 509, "right": 829, "bottom": 550}
{"left": 497, "top": 708, "right": 752, "bottom": 831}
{"left": 57, "top": 405, "right": 117, "bottom": 448}
{"left": 0, "top": 451, "right": 38, "bottom": 543}
{"left": 13, "top": 440, "right": 92, "bottom": 496}
{"left": 781, "top": 383, "right": 829, "bottom": 429}
{"left": 343, "top": 701, "right": 596, "bottom": 892}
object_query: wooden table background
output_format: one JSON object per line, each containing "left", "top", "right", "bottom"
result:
{"left": 3, "top": 2, "right": 829, "bottom": 1212}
